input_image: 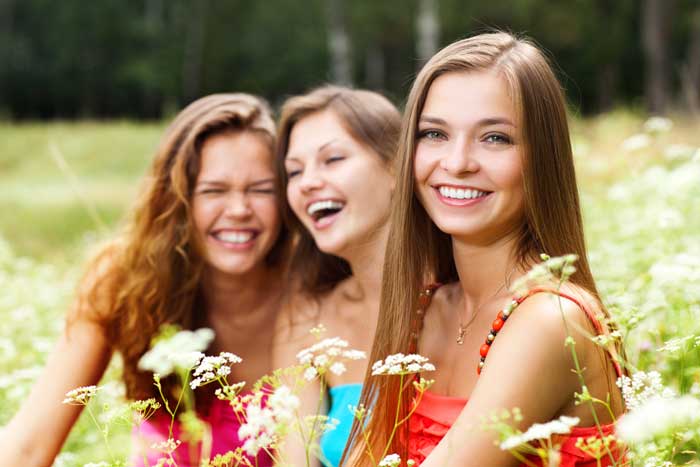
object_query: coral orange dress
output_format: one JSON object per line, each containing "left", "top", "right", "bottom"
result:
{"left": 408, "top": 286, "right": 625, "bottom": 466}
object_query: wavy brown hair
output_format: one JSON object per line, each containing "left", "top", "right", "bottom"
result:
{"left": 72, "top": 94, "right": 285, "bottom": 402}
{"left": 275, "top": 85, "right": 401, "bottom": 295}
{"left": 344, "top": 31, "right": 622, "bottom": 465}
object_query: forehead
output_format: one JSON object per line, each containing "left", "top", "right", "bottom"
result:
{"left": 198, "top": 131, "right": 273, "bottom": 178}
{"left": 286, "top": 110, "right": 354, "bottom": 159}
{"left": 421, "top": 71, "right": 516, "bottom": 125}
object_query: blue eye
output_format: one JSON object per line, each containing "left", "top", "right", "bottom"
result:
{"left": 418, "top": 129, "right": 445, "bottom": 141}
{"left": 484, "top": 133, "right": 512, "bottom": 144}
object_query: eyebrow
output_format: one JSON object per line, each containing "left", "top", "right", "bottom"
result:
{"left": 197, "top": 178, "right": 275, "bottom": 187}
{"left": 419, "top": 115, "right": 515, "bottom": 127}
{"left": 286, "top": 139, "right": 341, "bottom": 163}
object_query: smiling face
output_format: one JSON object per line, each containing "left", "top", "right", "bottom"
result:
{"left": 414, "top": 70, "right": 525, "bottom": 244}
{"left": 284, "top": 110, "right": 394, "bottom": 258}
{"left": 192, "top": 131, "right": 281, "bottom": 277}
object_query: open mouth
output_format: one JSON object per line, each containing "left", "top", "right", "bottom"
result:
{"left": 306, "top": 200, "right": 345, "bottom": 223}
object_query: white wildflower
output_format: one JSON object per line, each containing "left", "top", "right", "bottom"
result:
{"left": 643, "top": 116, "right": 673, "bottom": 134}
{"left": 616, "top": 371, "right": 674, "bottom": 410}
{"left": 378, "top": 453, "right": 402, "bottom": 467}
{"left": 237, "top": 386, "right": 300, "bottom": 457}
{"left": 372, "top": 353, "right": 435, "bottom": 376}
{"left": 616, "top": 395, "right": 700, "bottom": 443}
{"left": 296, "top": 335, "right": 365, "bottom": 381}
{"left": 499, "top": 416, "right": 580, "bottom": 450}
{"left": 329, "top": 362, "right": 346, "bottom": 375}
{"left": 138, "top": 327, "right": 214, "bottom": 376}
{"left": 190, "top": 352, "right": 242, "bottom": 389}
{"left": 621, "top": 133, "right": 651, "bottom": 152}
{"left": 62, "top": 385, "right": 99, "bottom": 405}
{"left": 150, "top": 437, "right": 181, "bottom": 454}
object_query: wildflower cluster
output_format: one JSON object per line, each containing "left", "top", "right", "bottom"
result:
{"left": 499, "top": 415, "right": 580, "bottom": 450}
{"left": 236, "top": 385, "right": 300, "bottom": 457}
{"left": 296, "top": 336, "right": 366, "bottom": 381}
{"left": 62, "top": 385, "right": 99, "bottom": 405}
{"left": 616, "top": 371, "right": 675, "bottom": 410}
{"left": 190, "top": 352, "right": 243, "bottom": 389}
{"left": 371, "top": 353, "right": 436, "bottom": 376}
{"left": 138, "top": 327, "right": 215, "bottom": 376}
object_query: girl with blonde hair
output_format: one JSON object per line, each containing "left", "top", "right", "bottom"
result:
{"left": 345, "top": 32, "right": 626, "bottom": 467}
{"left": 0, "top": 94, "right": 288, "bottom": 467}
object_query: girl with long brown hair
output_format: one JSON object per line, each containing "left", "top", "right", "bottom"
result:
{"left": 272, "top": 85, "right": 400, "bottom": 467}
{"left": 0, "top": 94, "right": 288, "bottom": 467}
{"left": 345, "top": 32, "right": 626, "bottom": 466}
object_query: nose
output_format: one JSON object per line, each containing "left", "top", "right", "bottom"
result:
{"left": 225, "top": 192, "right": 253, "bottom": 218}
{"left": 439, "top": 136, "right": 480, "bottom": 175}
{"left": 297, "top": 167, "right": 324, "bottom": 193}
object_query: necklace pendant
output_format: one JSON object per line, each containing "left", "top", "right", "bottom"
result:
{"left": 456, "top": 325, "right": 466, "bottom": 345}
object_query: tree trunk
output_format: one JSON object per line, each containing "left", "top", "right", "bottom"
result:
{"left": 182, "top": 0, "right": 207, "bottom": 103}
{"left": 326, "top": 0, "right": 353, "bottom": 86}
{"left": 641, "top": 0, "right": 674, "bottom": 115}
{"left": 416, "top": 0, "right": 440, "bottom": 68}
{"left": 680, "top": 8, "right": 700, "bottom": 116}
{"left": 365, "top": 46, "right": 385, "bottom": 90}
{"left": 597, "top": 63, "right": 618, "bottom": 112}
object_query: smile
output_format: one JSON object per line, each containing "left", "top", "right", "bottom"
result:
{"left": 210, "top": 229, "right": 259, "bottom": 250}
{"left": 306, "top": 199, "right": 345, "bottom": 227}
{"left": 434, "top": 185, "right": 492, "bottom": 206}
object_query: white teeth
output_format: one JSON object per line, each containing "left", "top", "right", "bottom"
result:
{"left": 216, "top": 231, "right": 254, "bottom": 244}
{"left": 307, "top": 200, "right": 345, "bottom": 216}
{"left": 438, "top": 186, "right": 488, "bottom": 200}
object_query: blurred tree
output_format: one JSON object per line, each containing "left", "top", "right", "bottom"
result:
{"left": 326, "top": 0, "right": 353, "bottom": 85}
{"left": 416, "top": 0, "right": 440, "bottom": 68}
{"left": 642, "top": 0, "right": 674, "bottom": 115}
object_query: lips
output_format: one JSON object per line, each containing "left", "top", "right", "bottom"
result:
{"left": 305, "top": 198, "right": 346, "bottom": 229}
{"left": 209, "top": 229, "right": 259, "bottom": 250}
{"left": 433, "top": 184, "right": 492, "bottom": 206}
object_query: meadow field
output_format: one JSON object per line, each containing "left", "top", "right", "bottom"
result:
{"left": 0, "top": 112, "right": 699, "bottom": 465}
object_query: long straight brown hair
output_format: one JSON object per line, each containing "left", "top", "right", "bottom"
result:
{"left": 73, "top": 94, "right": 287, "bottom": 403}
{"left": 343, "top": 31, "right": 610, "bottom": 465}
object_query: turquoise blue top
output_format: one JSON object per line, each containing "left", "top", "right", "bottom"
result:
{"left": 319, "top": 383, "right": 362, "bottom": 467}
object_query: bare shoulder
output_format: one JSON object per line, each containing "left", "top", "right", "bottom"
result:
{"left": 514, "top": 284, "right": 603, "bottom": 336}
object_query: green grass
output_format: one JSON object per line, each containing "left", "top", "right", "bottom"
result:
{"left": 0, "top": 112, "right": 699, "bottom": 465}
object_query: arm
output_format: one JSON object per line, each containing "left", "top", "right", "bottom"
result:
{"left": 0, "top": 318, "right": 111, "bottom": 467}
{"left": 272, "top": 300, "right": 323, "bottom": 467}
{"left": 420, "top": 293, "right": 589, "bottom": 467}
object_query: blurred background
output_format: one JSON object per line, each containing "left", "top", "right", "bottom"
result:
{"left": 0, "top": 0, "right": 698, "bottom": 119}
{"left": 1, "top": 2, "right": 700, "bottom": 465}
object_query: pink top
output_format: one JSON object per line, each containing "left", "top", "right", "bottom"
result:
{"left": 131, "top": 396, "right": 274, "bottom": 467}
{"left": 408, "top": 287, "right": 625, "bottom": 466}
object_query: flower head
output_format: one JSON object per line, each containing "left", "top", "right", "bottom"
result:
{"left": 371, "top": 353, "right": 435, "bottom": 376}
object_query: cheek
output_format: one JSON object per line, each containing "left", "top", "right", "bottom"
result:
{"left": 191, "top": 198, "right": 213, "bottom": 233}
{"left": 413, "top": 146, "right": 433, "bottom": 185}
{"left": 286, "top": 183, "right": 304, "bottom": 218}
{"left": 252, "top": 198, "right": 281, "bottom": 230}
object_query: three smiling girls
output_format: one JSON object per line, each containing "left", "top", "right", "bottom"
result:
{"left": 0, "top": 31, "right": 625, "bottom": 467}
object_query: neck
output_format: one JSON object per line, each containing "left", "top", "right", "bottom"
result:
{"left": 339, "top": 222, "right": 389, "bottom": 306}
{"left": 451, "top": 233, "right": 523, "bottom": 306}
{"left": 201, "top": 263, "right": 281, "bottom": 318}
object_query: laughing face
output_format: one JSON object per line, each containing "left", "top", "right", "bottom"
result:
{"left": 414, "top": 71, "right": 525, "bottom": 244}
{"left": 192, "top": 131, "right": 281, "bottom": 277}
{"left": 284, "top": 110, "right": 394, "bottom": 258}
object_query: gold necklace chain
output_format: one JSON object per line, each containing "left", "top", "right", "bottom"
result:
{"left": 456, "top": 266, "right": 517, "bottom": 345}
